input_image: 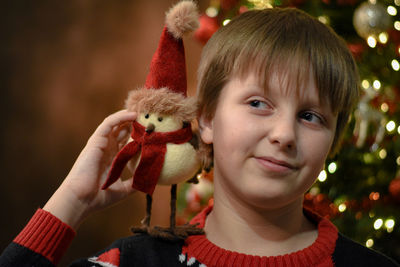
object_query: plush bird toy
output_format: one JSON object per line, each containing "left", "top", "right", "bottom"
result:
{"left": 101, "top": 0, "right": 203, "bottom": 240}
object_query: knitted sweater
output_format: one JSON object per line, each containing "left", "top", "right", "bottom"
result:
{"left": 0, "top": 205, "right": 398, "bottom": 267}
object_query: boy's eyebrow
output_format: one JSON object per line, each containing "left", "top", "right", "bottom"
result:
{"left": 260, "top": 72, "right": 336, "bottom": 113}
{"left": 300, "top": 95, "right": 337, "bottom": 116}
{"left": 301, "top": 98, "right": 326, "bottom": 110}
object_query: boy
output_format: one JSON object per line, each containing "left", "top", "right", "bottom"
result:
{"left": 1, "top": 6, "right": 398, "bottom": 267}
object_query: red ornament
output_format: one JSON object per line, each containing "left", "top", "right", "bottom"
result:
{"left": 303, "top": 193, "right": 338, "bottom": 219}
{"left": 239, "top": 5, "right": 249, "bottom": 14}
{"left": 389, "top": 29, "right": 400, "bottom": 44}
{"left": 347, "top": 43, "right": 365, "bottom": 61}
{"left": 389, "top": 177, "right": 400, "bottom": 203}
{"left": 220, "top": 0, "right": 239, "bottom": 10}
{"left": 370, "top": 93, "right": 399, "bottom": 115}
{"left": 361, "top": 196, "right": 374, "bottom": 211}
{"left": 194, "top": 14, "right": 220, "bottom": 45}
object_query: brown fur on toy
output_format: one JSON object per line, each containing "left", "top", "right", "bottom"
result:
{"left": 165, "top": 0, "right": 199, "bottom": 39}
{"left": 125, "top": 88, "right": 197, "bottom": 123}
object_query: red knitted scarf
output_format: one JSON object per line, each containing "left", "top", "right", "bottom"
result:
{"left": 102, "top": 121, "right": 193, "bottom": 195}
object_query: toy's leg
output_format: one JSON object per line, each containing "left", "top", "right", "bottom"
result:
{"left": 149, "top": 185, "right": 179, "bottom": 240}
{"left": 170, "top": 184, "right": 177, "bottom": 231}
{"left": 131, "top": 194, "right": 152, "bottom": 234}
{"left": 144, "top": 185, "right": 204, "bottom": 241}
{"left": 143, "top": 194, "right": 152, "bottom": 227}
{"left": 168, "top": 184, "right": 204, "bottom": 240}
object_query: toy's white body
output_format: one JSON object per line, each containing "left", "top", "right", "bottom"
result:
{"left": 159, "top": 142, "right": 199, "bottom": 184}
{"left": 128, "top": 112, "right": 200, "bottom": 185}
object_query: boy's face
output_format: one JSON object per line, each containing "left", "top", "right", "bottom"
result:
{"left": 200, "top": 71, "right": 338, "bottom": 210}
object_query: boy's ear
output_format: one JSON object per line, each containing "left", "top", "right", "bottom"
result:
{"left": 198, "top": 115, "right": 213, "bottom": 144}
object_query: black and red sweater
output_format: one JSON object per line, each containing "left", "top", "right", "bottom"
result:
{"left": 0, "top": 204, "right": 398, "bottom": 267}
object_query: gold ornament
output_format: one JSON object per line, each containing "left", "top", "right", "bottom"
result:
{"left": 353, "top": 1, "right": 391, "bottom": 40}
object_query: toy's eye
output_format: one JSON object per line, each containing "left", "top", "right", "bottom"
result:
{"left": 144, "top": 114, "right": 149, "bottom": 119}
{"left": 158, "top": 117, "right": 163, "bottom": 122}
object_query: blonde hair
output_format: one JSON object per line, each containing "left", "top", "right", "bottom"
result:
{"left": 197, "top": 7, "right": 359, "bottom": 160}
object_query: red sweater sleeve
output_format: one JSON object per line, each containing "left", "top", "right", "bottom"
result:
{"left": 13, "top": 209, "right": 76, "bottom": 265}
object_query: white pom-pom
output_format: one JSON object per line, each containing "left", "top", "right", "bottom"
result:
{"left": 165, "top": 0, "right": 199, "bottom": 39}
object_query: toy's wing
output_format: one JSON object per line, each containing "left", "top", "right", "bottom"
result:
{"left": 101, "top": 141, "right": 140, "bottom": 190}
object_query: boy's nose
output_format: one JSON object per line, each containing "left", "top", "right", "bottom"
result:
{"left": 268, "top": 117, "right": 297, "bottom": 151}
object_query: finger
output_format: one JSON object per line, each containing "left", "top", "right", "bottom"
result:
{"left": 116, "top": 128, "right": 131, "bottom": 146}
{"left": 112, "top": 121, "right": 133, "bottom": 141}
{"left": 110, "top": 123, "right": 132, "bottom": 151}
{"left": 94, "top": 110, "right": 136, "bottom": 138}
{"left": 106, "top": 178, "right": 137, "bottom": 198}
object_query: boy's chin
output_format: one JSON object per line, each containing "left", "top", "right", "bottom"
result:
{"left": 237, "top": 188, "right": 304, "bottom": 211}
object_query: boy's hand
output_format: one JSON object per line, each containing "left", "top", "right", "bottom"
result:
{"left": 43, "top": 110, "right": 137, "bottom": 230}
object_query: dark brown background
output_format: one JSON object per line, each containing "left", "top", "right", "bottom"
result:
{"left": 0, "top": 1, "right": 206, "bottom": 265}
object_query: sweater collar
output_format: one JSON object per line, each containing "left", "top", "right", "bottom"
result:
{"left": 182, "top": 202, "right": 338, "bottom": 267}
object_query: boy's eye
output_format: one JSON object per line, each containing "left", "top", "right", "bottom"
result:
{"left": 158, "top": 117, "right": 163, "bottom": 122}
{"left": 300, "top": 111, "right": 324, "bottom": 125}
{"left": 249, "top": 100, "right": 268, "bottom": 109}
{"left": 144, "top": 114, "right": 150, "bottom": 119}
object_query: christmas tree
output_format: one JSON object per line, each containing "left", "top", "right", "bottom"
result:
{"left": 178, "top": 0, "right": 400, "bottom": 261}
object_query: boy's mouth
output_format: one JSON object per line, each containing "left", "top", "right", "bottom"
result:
{"left": 254, "top": 156, "right": 298, "bottom": 173}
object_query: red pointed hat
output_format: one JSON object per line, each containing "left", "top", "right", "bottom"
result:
{"left": 144, "top": 0, "right": 199, "bottom": 97}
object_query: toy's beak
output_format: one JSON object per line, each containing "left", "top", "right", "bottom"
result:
{"left": 145, "top": 123, "right": 155, "bottom": 133}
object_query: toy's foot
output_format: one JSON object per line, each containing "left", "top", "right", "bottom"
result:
{"left": 173, "top": 223, "right": 205, "bottom": 239}
{"left": 131, "top": 225, "right": 150, "bottom": 235}
{"left": 148, "top": 223, "right": 204, "bottom": 241}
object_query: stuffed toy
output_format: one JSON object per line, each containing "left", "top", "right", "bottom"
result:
{"left": 101, "top": 0, "right": 204, "bottom": 240}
